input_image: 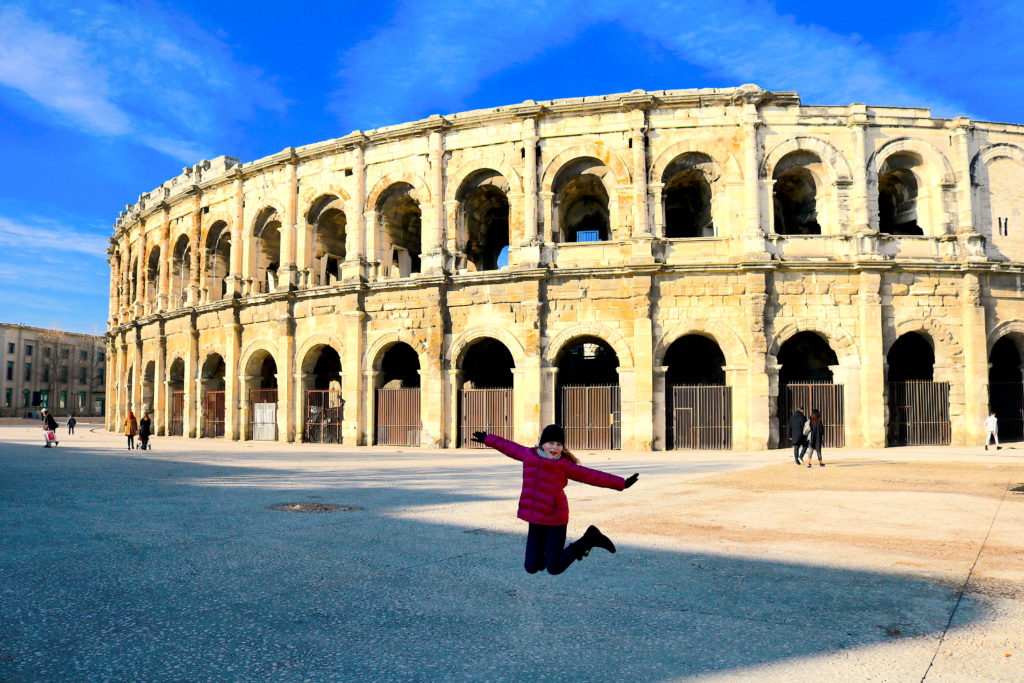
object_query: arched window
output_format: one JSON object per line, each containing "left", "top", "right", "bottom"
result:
{"left": 457, "top": 171, "right": 510, "bottom": 272}
{"left": 253, "top": 208, "right": 281, "bottom": 293}
{"left": 553, "top": 158, "right": 611, "bottom": 243}
{"left": 146, "top": 246, "right": 160, "bottom": 305}
{"left": 878, "top": 154, "right": 924, "bottom": 235}
{"left": 308, "top": 196, "right": 346, "bottom": 286}
{"left": 377, "top": 184, "right": 421, "bottom": 278}
{"left": 772, "top": 152, "right": 824, "bottom": 235}
{"left": 662, "top": 153, "right": 716, "bottom": 238}
{"left": 171, "top": 235, "right": 191, "bottom": 305}
{"left": 205, "top": 221, "right": 231, "bottom": 300}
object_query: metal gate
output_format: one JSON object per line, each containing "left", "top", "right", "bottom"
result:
{"left": 779, "top": 382, "right": 845, "bottom": 448}
{"left": 671, "top": 385, "right": 732, "bottom": 450}
{"left": 169, "top": 390, "right": 184, "bottom": 436}
{"left": 376, "top": 387, "right": 421, "bottom": 446}
{"left": 249, "top": 388, "right": 278, "bottom": 441}
{"left": 988, "top": 382, "right": 1024, "bottom": 442}
{"left": 202, "top": 391, "right": 225, "bottom": 438}
{"left": 304, "top": 390, "right": 344, "bottom": 443}
{"left": 460, "top": 388, "right": 513, "bottom": 448}
{"left": 561, "top": 385, "right": 621, "bottom": 450}
{"left": 887, "top": 380, "right": 951, "bottom": 446}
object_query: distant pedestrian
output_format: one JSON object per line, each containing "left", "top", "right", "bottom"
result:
{"left": 984, "top": 411, "right": 1001, "bottom": 450}
{"left": 67, "top": 415, "right": 77, "bottom": 435}
{"left": 472, "top": 424, "right": 639, "bottom": 575}
{"left": 805, "top": 408, "right": 825, "bottom": 467}
{"left": 124, "top": 411, "right": 138, "bottom": 450}
{"left": 788, "top": 407, "right": 808, "bottom": 464}
{"left": 41, "top": 409, "right": 59, "bottom": 448}
{"left": 138, "top": 413, "right": 152, "bottom": 450}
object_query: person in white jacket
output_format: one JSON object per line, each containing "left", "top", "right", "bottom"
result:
{"left": 984, "top": 412, "right": 1000, "bottom": 450}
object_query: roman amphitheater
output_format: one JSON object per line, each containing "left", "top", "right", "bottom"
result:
{"left": 106, "top": 84, "right": 1024, "bottom": 451}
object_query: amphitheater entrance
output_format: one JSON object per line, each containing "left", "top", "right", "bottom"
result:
{"left": 988, "top": 336, "right": 1023, "bottom": 442}
{"left": 168, "top": 358, "right": 185, "bottom": 436}
{"left": 375, "top": 343, "right": 421, "bottom": 446}
{"left": 664, "top": 335, "right": 731, "bottom": 450}
{"left": 302, "top": 345, "right": 343, "bottom": 444}
{"left": 458, "top": 338, "right": 514, "bottom": 448}
{"left": 556, "top": 337, "right": 620, "bottom": 450}
{"left": 247, "top": 353, "right": 278, "bottom": 441}
{"left": 200, "top": 353, "right": 226, "bottom": 438}
{"left": 777, "top": 332, "right": 844, "bottom": 448}
{"left": 886, "top": 332, "right": 949, "bottom": 446}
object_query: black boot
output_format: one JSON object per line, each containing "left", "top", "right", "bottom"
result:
{"left": 580, "top": 525, "right": 616, "bottom": 555}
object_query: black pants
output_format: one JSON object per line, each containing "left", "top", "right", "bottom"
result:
{"left": 68, "top": 426, "right": 74, "bottom": 434}
{"left": 127, "top": 435, "right": 135, "bottom": 449}
{"left": 524, "top": 523, "right": 583, "bottom": 575}
{"left": 793, "top": 437, "right": 808, "bottom": 463}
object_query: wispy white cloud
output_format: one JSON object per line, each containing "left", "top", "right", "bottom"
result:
{"left": 0, "top": 215, "right": 110, "bottom": 258}
{"left": 0, "top": 2, "right": 285, "bottom": 163}
{"left": 330, "top": 0, "right": 974, "bottom": 129}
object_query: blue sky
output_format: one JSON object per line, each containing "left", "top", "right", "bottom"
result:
{"left": 1, "top": 0, "right": 1021, "bottom": 334}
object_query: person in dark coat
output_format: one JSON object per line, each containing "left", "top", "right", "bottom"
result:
{"left": 67, "top": 415, "right": 77, "bottom": 435}
{"left": 138, "top": 413, "right": 152, "bottom": 450}
{"left": 473, "top": 424, "right": 639, "bottom": 575}
{"left": 41, "top": 409, "right": 59, "bottom": 447}
{"left": 805, "top": 408, "right": 825, "bottom": 467}
{"left": 788, "top": 407, "right": 808, "bottom": 464}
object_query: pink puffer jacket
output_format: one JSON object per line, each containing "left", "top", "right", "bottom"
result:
{"left": 484, "top": 434, "right": 626, "bottom": 525}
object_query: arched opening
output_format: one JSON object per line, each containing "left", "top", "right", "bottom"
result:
{"left": 168, "top": 358, "right": 185, "bottom": 436}
{"left": 776, "top": 331, "right": 843, "bottom": 448}
{"left": 458, "top": 338, "right": 515, "bottom": 447}
{"left": 200, "top": 353, "right": 226, "bottom": 438}
{"left": 146, "top": 246, "right": 160, "bottom": 307}
{"left": 378, "top": 184, "right": 421, "bottom": 278}
{"left": 556, "top": 336, "right": 620, "bottom": 449}
{"left": 302, "top": 344, "right": 344, "bottom": 443}
{"left": 246, "top": 351, "right": 278, "bottom": 441}
{"left": 129, "top": 258, "right": 138, "bottom": 304}
{"left": 205, "top": 221, "right": 231, "bottom": 301}
{"left": 375, "top": 342, "right": 422, "bottom": 445}
{"left": 254, "top": 208, "right": 281, "bottom": 294}
{"left": 458, "top": 171, "right": 510, "bottom": 272}
{"left": 553, "top": 158, "right": 611, "bottom": 243}
{"left": 886, "top": 331, "right": 949, "bottom": 445}
{"left": 142, "top": 361, "right": 155, "bottom": 419}
{"left": 663, "top": 154, "right": 715, "bottom": 238}
{"left": 664, "top": 335, "right": 731, "bottom": 449}
{"left": 171, "top": 235, "right": 191, "bottom": 306}
{"left": 125, "top": 366, "right": 134, "bottom": 415}
{"left": 878, "top": 154, "right": 924, "bottom": 235}
{"left": 989, "top": 335, "right": 1023, "bottom": 442}
{"left": 772, "top": 152, "right": 823, "bottom": 235}
{"left": 309, "top": 196, "right": 346, "bottom": 286}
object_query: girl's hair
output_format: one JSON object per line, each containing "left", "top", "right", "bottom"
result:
{"left": 561, "top": 448, "right": 580, "bottom": 465}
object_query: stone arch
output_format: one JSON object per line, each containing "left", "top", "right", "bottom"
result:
{"left": 970, "top": 143, "right": 1024, "bottom": 184}
{"left": 201, "top": 209, "right": 233, "bottom": 245}
{"left": 544, "top": 323, "right": 634, "bottom": 368}
{"left": 655, "top": 321, "right": 748, "bottom": 370}
{"left": 445, "top": 161, "right": 522, "bottom": 203}
{"left": 447, "top": 326, "right": 528, "bottom": 370}
{"left": 239, "top": 341, "right": 283, "bottom": 378}
{"left": 768, "top": 321, "right": 859, "bottom": 365}
{"left": 365, "top": 173, "right": 432, "bottom": 213}
{"left": 295, "top": 334, "right": 346, "bottom": 375}
{"left": 540, "top": 142, "right": 632, "bottom": 193}
{"left": 363, "top": 332, "right": 428, "bottom": 373}
{"left": 761, "top": 136, "right": 853, "bottom": 184}
{"left": 887, "top": 318, "right": 962, "bottom": 369}
{"left": 987, "top": 319, "right": 1024, "bottom": 356}
{"left": 868, "top": 137, "right": 955, "bottom": 186}
{"left": 299, "top": 185, "right": 351, "bottom": 218}
{"left": 651, "top": 145, "right": 723, "bottom": 185}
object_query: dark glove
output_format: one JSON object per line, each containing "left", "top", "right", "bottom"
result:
{"left": 624, "top": 473, "right": 639, "bottom": 489}
{"left": 471, "top": 431, "right": 488, "bottom": 444}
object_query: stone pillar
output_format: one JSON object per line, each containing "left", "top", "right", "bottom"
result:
{"left": 279, "top": 155, "right": 299, "bottom": 290}
{"left": 539, "top": 191, "right": 555, "bottom": 245}
{"left": 447, "top": 368, "right": 461, "bottom": 447}
{"left": 187, "top": 189, "right": 202, "bottom": 305}
{"left": 960, "top": 272, "right": 988, "bottom": 445}
{"left": 628, "top": 275, "right": 655, "bottom": 449}
{"left": 540, "top": 366, "right": 558, "bottom": 430}
{"left": 225, "top": 172, "right": 244, "bottom": 297}
{"left": 649, "top": 183, "right": 665, "bottom": 238}
{"left": 158, "top": 205, "right": 170, "bottom": 311}
{"left": 857, "top": 269, "right": 886, "bottom": 447}
{"left": 132, "top": 332, "right": 143, "bottom": 416}
{"left": 342, "top": 309, "right": 367, "bottom": 445}
{"left": 364, "top": 369, "right": 379, "bottom": 445}
{"left": 743, "top": 268, "right": 772, "bottom": 449}
{"left": 343, "top": 139, "right": 367, "bottom": 281}
{"left": 225, "top": 320, "right": 242, "bottom": 440}
{"left": 155, "top": 331, "right": 166, "bottom": 435}
{"left": 742, "top": 100, "right": 767, "bottom": 259}
{"left": 278, "top": 310, "right": 296, "bottom": 441}
{"left": 240, "top": 375, "right": 257, "bottom": 441}
{"left": 422, "top": 129, "right": 446, "bottom": 274}
{"left": 652, "top": 366, "right": 668, "bottom": 450}
{"left": 295, "top": 373, "right": 315, "bottom": 443}
{"left": 184, "top": 326, "right": 199, "bottom": 438}
{"left": 848, "top": 106, "right": 874, "bottom": 238}
{"left": 135, "top": 231, "right": 146, "bottom": 316}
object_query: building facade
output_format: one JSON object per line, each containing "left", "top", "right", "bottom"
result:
{"left": 1, "top": 324, "right": 106, "bottom": 417}
{"left": 105, "top": 85, "right": 1024, "bottom": 450}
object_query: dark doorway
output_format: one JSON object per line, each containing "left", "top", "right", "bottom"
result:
{"left": 777, "top": 332, "right": 843, "bottom": 448}
{"left": 376, "top": 343, "right": 422, "bottom": 446}
{"left": 459, "top": 338, "right": 514, "bottom": 448}
{"left": 664, "top": 335, "right": 731, "bottom": 449}
{"left": 886, "top": 332, "right": 949, "bottom": 446}
{"left": 556, "top": 337, "right": 620, "bottom": 449}
{"left": 989, "top": 336, "right": 1023, "bottom": 442}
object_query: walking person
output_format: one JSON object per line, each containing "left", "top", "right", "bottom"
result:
{"left": 67, "top": 415, "right": 77, "bottom": 435}
{"left": 138, "top": 413, "right": 152, "bottom": 450}
{"left": 806, "top": 408, "right": 825, "bottom": 467}
{"left": 472, "top": 424, "right": 639, "bottom": 575}
{"left": 984, "top": 411, "right": 1001, "bottom": 450}
{"left": 788, "top": 407, "right": 808, "bottom": 464}
{"left": 41, "top": 408, "right": 59, "bottom": 448}
{"left": 124, "top": 411, "right": 138, "bottom": 450}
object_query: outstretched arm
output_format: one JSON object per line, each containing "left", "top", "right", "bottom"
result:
{"left": 476, "top": 433, "right": 533, "bottom": 463}
{"left": 565, "top": 462, "right": 628, "bottom": 491}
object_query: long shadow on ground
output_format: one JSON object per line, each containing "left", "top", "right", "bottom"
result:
{"left": 0, "top": 444, "right": 981, "bottom": 681}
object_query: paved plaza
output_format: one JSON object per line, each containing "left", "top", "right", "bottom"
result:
{"left": 1, "top": 422, "right": 1022, "bottom": 682}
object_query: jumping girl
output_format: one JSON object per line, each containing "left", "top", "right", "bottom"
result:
{"left": 472, "top": 424, "right": 639, "bottom": 575}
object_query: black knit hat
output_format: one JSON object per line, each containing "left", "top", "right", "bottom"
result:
{"left": 539, "top": 424, "right": 566, "bottom": 445}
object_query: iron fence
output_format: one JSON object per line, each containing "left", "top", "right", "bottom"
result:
{"left": 460, "top": 388, "right": 513, "bottom": 448}
{"left": 169, "top": 390, "right": 184, "bottom": 436}
{"left": 249, "top": 388, "right": 278, "bottom": 441}
{"left": 202, "top": 391, "right": 225, "bottom": 438}
{"left": 561, "top": 385, "right": 621, "bottom": 450}
{"left": 304, "top": 390, "right": 344, "bottom": 443}
{"left": 988, "top": 382, "right": 1024, "bottom": 442}
{"left": 670, "top": 385, "right": 732, "bottom": 450}
{"left": 887, "top": 380, "right": 951, "bottom": 446}
{"left": 376, "top": 387, "right": 421, "bottom": 446}
{"left": 779, "top": 382, "right": 845, "bottom": 448}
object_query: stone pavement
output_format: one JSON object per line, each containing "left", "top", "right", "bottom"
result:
{"left": 1, "top": 423, "right": 1021, "bottom": 682}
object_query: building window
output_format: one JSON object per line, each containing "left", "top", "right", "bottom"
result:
{"left": 59, "top": 366, "right": 68, "bottom": 383}
{"left": 98, "top": 351, "right": 105, "bottom": 362}
{"left": 77, "top": 391, "right": 87, "bottom": 410}
{"left": 42, "top": 366, "right": 50, "bottom": 383}
{"left": 6, "top": 361, "right": 12, "bottom": 381}
{"left": 23, "top": 389, "right": 30, "bottom": 408}
{"left": 79, "top": 350, "right": 88, "bottom": 362}
{"left": 7, "top": 343, "right": 14, "bottom": 354}
{"left": 26, "top": 345, "right": 33, "bottom": 357}
{"left": 58, "top": 391, "right": 67, "bottom": 409}
{"left": 24, "top": 363, "right": 31, "bottom": 381}
{"left": 96, "top": 368, "right": 105, "bottom": 384}
{"left": 60, "top": 348, "right": 69, "bottom": 359}
{"left": 39, "top": 390, "right": 48, "bottom": 408}
{"left": 44, "top": 347, "right": 51, "bottom": 358}
{"left": 79, "top": 367, "right": 87, "bottom": 384}
{"left": 4, "top": 388, "right": 10, "bottom": 407}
